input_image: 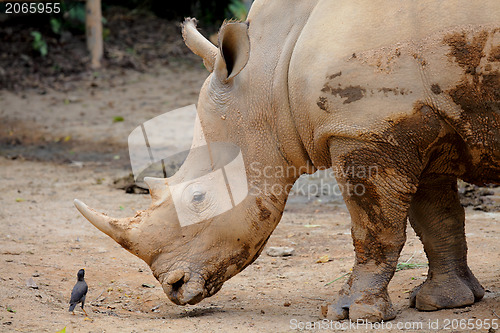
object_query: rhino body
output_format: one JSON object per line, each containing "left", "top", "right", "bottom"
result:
{"left": 75, "top": 0, "right": 499, "bottom": 321}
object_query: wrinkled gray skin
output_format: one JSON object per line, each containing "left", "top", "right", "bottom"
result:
{"left": 75, "top": 0, "right": 500, "bottom": 321}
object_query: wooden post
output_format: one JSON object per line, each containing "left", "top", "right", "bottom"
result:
{"left": 85, "top": 0, "right": 103, "bottom": 69}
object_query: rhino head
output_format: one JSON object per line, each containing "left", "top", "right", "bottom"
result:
{"left": 75, "top": 14, "right": 314, "bottom": 306}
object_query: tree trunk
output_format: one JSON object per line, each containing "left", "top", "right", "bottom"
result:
{"left": 85, "top": 0, "right": 103, "bottom": 69}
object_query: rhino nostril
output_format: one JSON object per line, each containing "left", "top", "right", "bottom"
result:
{"left": 166, "top": 269, "right": 185, "bottom": 285}
{"left": 171, "top": 278, "right": 184, "bottom": 292}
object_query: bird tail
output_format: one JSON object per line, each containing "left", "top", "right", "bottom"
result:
{"left": 69, "top": 303, "right": 77, "bottom": 312}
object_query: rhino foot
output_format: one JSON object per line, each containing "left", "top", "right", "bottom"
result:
{"left": 410, "top": 269, "right": 484, "bottom": 311}
{"left": 326, "top": 290, "right": 396, "bottom": 322}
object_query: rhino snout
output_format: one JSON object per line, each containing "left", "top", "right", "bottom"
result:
{"left": 160, "top": 269, "right": 205, "bottom": 305}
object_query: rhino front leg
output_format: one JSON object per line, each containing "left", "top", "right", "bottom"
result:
{"left": 408, "top": 175, "right": 484, "bottom": 311}
{"left": 327, "top": 148, "right": 419, "bottom": 322}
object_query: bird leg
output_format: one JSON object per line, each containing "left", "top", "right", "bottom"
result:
{"left": 82, "top": 307, "right": 88, "bottom": 317}
{"left": 82, "top": 307, "right": 93, "bottom": 321}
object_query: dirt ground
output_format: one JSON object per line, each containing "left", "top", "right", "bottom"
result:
{"left": 0, "top": 61, "right": 499, "bottom": 333}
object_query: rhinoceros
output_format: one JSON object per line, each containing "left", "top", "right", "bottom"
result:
{"left": 74, "top": 0, "right": 500, "bottom": 322}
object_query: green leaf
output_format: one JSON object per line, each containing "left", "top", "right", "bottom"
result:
{"left": 228, "top": 0, "right": 248, "bottom": 20}
{"left": 30, "top": 31, "right": 41, "bottom": 41}
{"left": 6, "top": 306, "right": 16, "bottom": 313}
{"left": 67, "top": 5, "right": 86, "bottom": 24}
{"left": 113, "top": 116, "right": 124, "bottom": 123}
{"left": 40, "top": 44, "right": 48, "bottom": 57}
{"left": 66, "top": 4, "right": 86, "bottom": 32}
{"left": 31, "top": 31, "right": 48, "bottom": 57}
{"left": 395, "top": 262, "right": 428, "bottom": 272}
{"left": 324, "top": 272, "right": 350, "bottom": 286}
{"left": 50, "top": 18, "right": 62, "bottom": 35}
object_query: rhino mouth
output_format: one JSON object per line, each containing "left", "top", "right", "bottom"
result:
{"left": 158, "top": 269, "right": 223, "bottom": 305}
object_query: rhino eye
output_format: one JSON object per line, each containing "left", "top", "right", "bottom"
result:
{"left": 192, "top": 191, "right": 205, "bottom": 203}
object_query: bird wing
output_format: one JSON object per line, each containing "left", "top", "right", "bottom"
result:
{"left": 70, "top": 281, "right": 88, "bottom": 304}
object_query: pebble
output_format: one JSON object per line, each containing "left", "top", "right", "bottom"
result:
{"left": 265, "top": 247, "right": 295, "bottom": 257}
{"left": 26, "top": 277, "right": 38, "bottom": 289}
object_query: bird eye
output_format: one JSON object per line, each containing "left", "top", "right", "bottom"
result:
{"left": 192, "top": 191, "right": 205, "bottom": 203}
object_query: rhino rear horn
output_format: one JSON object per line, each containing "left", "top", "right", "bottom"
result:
{"left": 182, "top": 18, "right": 218, "bottom": 72}
{"left": 144, "top": 177, "right": 170, "bottom": 205}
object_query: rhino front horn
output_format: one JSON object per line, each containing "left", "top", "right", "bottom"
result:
{"left": 74, "top": 199, "right": 146, "bottom": 260}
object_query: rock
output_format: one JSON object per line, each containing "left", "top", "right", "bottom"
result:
{"left": 316, "top": 254, "right": 330, "bottom": 263}
{"left": 265, "top": 247, "right": 295, "bottom": 257}
{"left": 458, "top": 182, "right": 500, "bottom": 212}
{"left": 26, "top": 277, "right": 38, "bottom": 289}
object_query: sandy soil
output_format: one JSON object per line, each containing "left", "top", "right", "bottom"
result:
{"left": 0, "top": 63, "right": 499, "bottom": 333}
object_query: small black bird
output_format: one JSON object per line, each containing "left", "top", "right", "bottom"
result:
{"left": 69, "top": 269, "right": 88, "bottom": 317}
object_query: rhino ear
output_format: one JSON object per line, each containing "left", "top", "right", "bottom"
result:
{"left": 182, "top": 18, "right": 218, "bottom": 72}
{"left": 216, "top": 21, "right": 250, "bottom": 81}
